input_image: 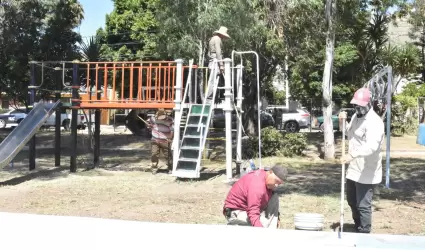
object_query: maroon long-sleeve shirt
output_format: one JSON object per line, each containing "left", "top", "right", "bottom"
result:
{"left": 223, "top": 170, "right": 272, "bottom": 227}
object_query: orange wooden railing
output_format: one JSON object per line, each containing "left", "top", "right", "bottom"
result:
{"left": 78, "top": 61, "right": 197, "bottom": 109}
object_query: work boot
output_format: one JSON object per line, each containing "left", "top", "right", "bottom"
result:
{"left": 167, "top": 164, "right": 173, "bottom": 174}
{"left": 150, "top": 162, "right": 158, "bottom": 175}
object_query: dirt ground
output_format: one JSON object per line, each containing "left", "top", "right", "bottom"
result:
{"left": 0, "top": 128, "right": 424, "bottom": 236}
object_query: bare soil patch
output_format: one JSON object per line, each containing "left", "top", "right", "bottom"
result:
{"left": 0, "top": 129, "right": 424, "bottom": 235}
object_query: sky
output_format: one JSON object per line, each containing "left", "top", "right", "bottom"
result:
{"left": 76, "top": 0, "right": 114, "bottom": 39}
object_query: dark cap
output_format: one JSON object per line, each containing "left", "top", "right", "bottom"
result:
{"left": 271, "top": 164, "right": 288, "bottom": 181}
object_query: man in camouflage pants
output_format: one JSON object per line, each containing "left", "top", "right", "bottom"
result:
{"left": 147, "top": 109, "right": 174, "bottom": 174}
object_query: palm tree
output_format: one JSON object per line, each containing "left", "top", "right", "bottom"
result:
{"left": 77, "top": 36, "right": 104, "bottom": 157}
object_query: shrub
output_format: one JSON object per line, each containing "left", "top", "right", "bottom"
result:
{"left": 281, "top": 132, "right": 308, "bottom": 157}
{"left": 391, "top": 95, "right": 418, "bottom": 136}
{"left": 242, "top": 127, "right": 307, "bottom": 158}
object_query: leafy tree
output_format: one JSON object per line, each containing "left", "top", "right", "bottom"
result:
{"left": 406, "top": 0, "right": 425, "bottom": 80}
{"left": 97, "top": 0, "right": 160, "bottom": 61}
{"left": 0, "top": 0, "right": 83, "bottom": 106}
{"left": 155, "top": 0, "right": 284, "bottom": 134}
{"left": 381, "top": 42, "right": 421, "bottom": 92}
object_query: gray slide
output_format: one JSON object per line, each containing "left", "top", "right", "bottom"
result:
{"left": 0, "top": 101, "right": 61, "bottom": 168}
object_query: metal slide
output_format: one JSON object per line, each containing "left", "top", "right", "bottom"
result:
{"left": 0, "top": 101, "right": 61, "bottom": 168}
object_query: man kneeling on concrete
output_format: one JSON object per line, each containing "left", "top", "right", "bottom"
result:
{"left": 223, "top": 165, "right": 288, "bottom": 228}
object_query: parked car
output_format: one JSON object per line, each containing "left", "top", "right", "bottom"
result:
{"left": 0, "top": 108, "right": 28, "bottom": 128}
{"left": 212, "top": 110, "right": 275, "bottom": 129}
{"left": 266, "top": 107, "right": 311, "bottom": 133}
{"left": 0, "top": 114, "right": 13, "bottom": 129}
{"left": 0, "top": 104, "right": 86, "bottom": 130}
{"left": 313, "top": 108, "right": 355, "bottom": 132}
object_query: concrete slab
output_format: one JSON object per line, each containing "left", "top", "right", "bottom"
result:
{"left": 0, "top": 212, "right": 424, "bottom": 250}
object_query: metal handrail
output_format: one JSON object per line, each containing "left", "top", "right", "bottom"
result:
{"left": 197, "top": 59, "right": 218, "bottom": 132}
{"left": 173, "top": 60, "right": 194, "bottom": 152}
{"left": 179, "top": 59, "right": 194, "bottom": 115}
{"left": 231, "top": 50, "right": 262, "bottom": 169}
{"left": 200, "top": 74, "right": 220, "bottom": 149}
{"left": 197, "top": 61, "right": 220, "bottom": 152}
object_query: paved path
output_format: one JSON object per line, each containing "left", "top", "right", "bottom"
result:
{"left": 0, "top": 212, "right": 424, "bottom": 250}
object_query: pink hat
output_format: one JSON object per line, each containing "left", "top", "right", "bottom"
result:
{"left": 350, "top": 88, "right": 371, "bottom": 107}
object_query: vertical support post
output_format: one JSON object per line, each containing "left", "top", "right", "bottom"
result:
{"left": 70, "top": 63, "right": 78, "bottom": 173}
{"left": 172, "top": 59, "right": 184, "bottom": 173}
{"left": 194, "top": 68, "right": 198, "bottom": 103}
{"left": 385, "top": 67, "right": 392, "bottom": 188}
{"left": 94, "top": 66, "right": 102, "bottom": 166}
{"left": 284, "top": 55, "right": 289, "bottom": 108}
{"left": 235, "top": 64, "right": 244, "bottom": 175}
{"left": 29, "top": 63, "right": 36, "bottom": 171}
{"left": 223, "top": 58, "right": 233, "bottom": 180}
{"left": 54, "top": 67, "right": 62, "bottom": 167}
{"left": 339, "top": 115, "right": 346, "bottom": 237}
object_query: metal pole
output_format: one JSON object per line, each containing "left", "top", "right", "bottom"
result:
{"left": 54, "top": 67, "right": 62, "bottom": 167}
{"left": 285, "top": 55, "right": 289, "bottom": 108}
{"left": 230, "top": 51, "right": 262, "bottom": 168}
{"left": 29, "top": 63, "right": 36, "bottom": 171}
{"left": 224, "top": 58, "right": 233, "bottom": 180}
{"left": 70, "top": 63, "right": 78, "bottom": 173}
{"left": 385, "top": 67, "right": 392, "bottom": 188}
{"left": 236, "top": 64, "right": 244, "bottom": 175}
{"left": 94, "top": 66, "right": 101, "bottom": 167}
{"left": 172, "top": 59, "right": 184, "bottom": 174}
{"left": 339, "top": 115, "right": 346, "bottom": 237}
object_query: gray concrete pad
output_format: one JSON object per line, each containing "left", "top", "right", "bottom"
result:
{"left": 0, "top": 212, "right": 423, "bottom": 250}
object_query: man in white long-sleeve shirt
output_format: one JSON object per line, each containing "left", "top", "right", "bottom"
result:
{"left": 340, "top": 87, "right": 385, "bottom": 234}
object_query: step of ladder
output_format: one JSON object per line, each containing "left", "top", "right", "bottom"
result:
{"left": 173, "top": 103, "right": 212, "bottom": 178}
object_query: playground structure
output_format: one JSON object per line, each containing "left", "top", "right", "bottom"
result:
{"left": 2, "top": 53, "right": 425, "bottom": 247}
{"left": 0, "top": 55, "right": 394, "bottom": 182}
{"left": 0, "top": 53, "right": 263, "bottom": 180}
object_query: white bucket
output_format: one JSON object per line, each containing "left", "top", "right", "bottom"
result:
{"left": 294, "top": 213, "right": 324, "bottom": 231}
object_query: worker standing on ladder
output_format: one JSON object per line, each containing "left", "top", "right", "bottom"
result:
{"left": 340, "top": 87, "right": 385, "bottom": 234}
{"left": 147, "top": 109, "right": 174, "bottom": 174}
{"left": 206, "top": 26, "right": 230, "bottom": 103}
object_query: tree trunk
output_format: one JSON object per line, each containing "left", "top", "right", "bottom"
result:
{"left": 198, "top": 40, "right": 204, "bottom": 66}
{"left": 322, "top": 0, "right": 336, "bottom": 160}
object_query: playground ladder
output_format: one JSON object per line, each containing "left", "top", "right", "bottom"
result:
{"left": 173, "top": 63, "right": 220, "bottom": 178}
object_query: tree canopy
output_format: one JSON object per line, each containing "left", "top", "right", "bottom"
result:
{"left": 1, "top": 0, "right": 422, "bottom": 139}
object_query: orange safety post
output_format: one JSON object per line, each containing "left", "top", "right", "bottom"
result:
{"left": 86, "top": 63, "right": 90, "bottom": 102}
{"left": 103, "top": 63, "right": 108, "bottom": 100}
{"left": 112, "top": 64, "right": 116, "bottom": 102}
{"left": 159, "top": 63, "right": 163, "bottom": 101}
{"left": 155, "top": 66, "right": 159, "bottom": 101}
{"left": 129, "top": 63, "right": 134, "bottom": 101}
{"left": 137, "top": 64, "right": 142, "bottom": 100}
{"left": 147, "top": 64, "right": 152, "bottom": 101}
{"left": 95, "top": 63, "right": 99, "bottom": 103}
{"left": 121, "top": 64, "right": 124, "bottom": 102}
{"left": 167, "top": 64, "right": 171, "bottom": 101}
{"left": 171, "top": 66, "right": 175, "bottom": 103}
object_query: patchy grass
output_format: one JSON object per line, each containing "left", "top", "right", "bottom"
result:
{"left": 1, "top": 128, "right": 424, "bottom": 235}
{"left": 0, "top": 151, "right": 424, "bottom": 236}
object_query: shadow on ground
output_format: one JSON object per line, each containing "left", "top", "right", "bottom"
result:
{"left": 0, "top": 167, "right": 68, "bottom": 186}
{"left": 277, "top": 157, "right": 425, "bottom": 204}
{"left": 329, "top": 222, "right": 358, "bottom": 233}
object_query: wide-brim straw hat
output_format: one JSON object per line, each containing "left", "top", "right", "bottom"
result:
{"left": 213, "top": 26, "right": 230, "bottom": 38}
